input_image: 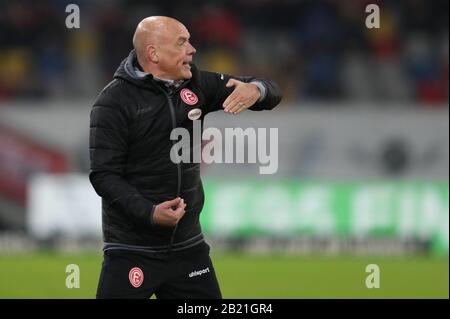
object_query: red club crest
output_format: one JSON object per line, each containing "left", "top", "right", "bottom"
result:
{"left": 180, "top": 88, "right": 198, "bottom": 105}
{"left": 129, "top": 267, "right": 144, "bottom": 288}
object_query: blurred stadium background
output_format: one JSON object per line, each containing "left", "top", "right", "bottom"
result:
{"left": 0, "top": 0, "right": 448, "bottom": 298}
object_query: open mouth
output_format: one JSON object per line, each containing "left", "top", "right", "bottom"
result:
{"left": 182, "top": 61, "right": 191, "bottom": 71}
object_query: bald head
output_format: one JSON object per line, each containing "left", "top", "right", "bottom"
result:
{"left": 133, "top": 16, "right": 186, "bottom": 66}
{"left": 132, "top": 16, "right": 196, "bottom": 80}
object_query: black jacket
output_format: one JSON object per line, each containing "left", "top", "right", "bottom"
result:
{"left": 89, "top": 50, "right": 282, "bottom": 251}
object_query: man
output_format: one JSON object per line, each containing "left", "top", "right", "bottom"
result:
{"left": 90, "top": 16, "right": 282, "bottom": 299}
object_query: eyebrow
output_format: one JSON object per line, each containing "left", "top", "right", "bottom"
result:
{"left": 177, "top": 35, "right": 190, "bottom": 42}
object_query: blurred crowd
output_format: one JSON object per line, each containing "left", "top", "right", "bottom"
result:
{"left": 0, "top": 0, "right": 448, "bottom": 106}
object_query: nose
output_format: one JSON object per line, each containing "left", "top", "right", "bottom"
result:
{"left": 187, "top": 42, "right": 196, "bottom": 55}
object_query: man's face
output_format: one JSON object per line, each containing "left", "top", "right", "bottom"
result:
{"left": 156, "top": 24, "right": 196, "bottom": 80}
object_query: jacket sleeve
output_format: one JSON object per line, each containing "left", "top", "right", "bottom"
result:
{"left": 89, "top": 93, "right": 155, "bottom": 228}
{"left": 199, "top": 70, "right": 282, "bottom": 113}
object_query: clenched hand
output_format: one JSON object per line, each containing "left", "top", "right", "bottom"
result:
{"left": 223, "top": 79, "right": 261, "bottom": 115}
{"left": 152, "top": 197, "right": 186, "bottom": 226}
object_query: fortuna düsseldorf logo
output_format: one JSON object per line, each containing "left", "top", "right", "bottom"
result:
{"left": 180, "top": 88, "right": 198, "bottom": 105}
{"left": 129, "top": 267, "right": 144, "bottom": 288}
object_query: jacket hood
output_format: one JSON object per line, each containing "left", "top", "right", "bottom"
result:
{"left": 113, "top": 49, "right": 200, "bottom": 89}
{"left": 113, "top": 50, "right": 153, "bottom": 88}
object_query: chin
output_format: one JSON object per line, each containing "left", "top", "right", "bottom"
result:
{"left": 182, "top": 71, "right": 193, "bottom": 79}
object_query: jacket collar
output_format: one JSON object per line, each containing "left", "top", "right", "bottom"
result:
{"left": 114, "top": 50, "right": 199, "bottom": 91}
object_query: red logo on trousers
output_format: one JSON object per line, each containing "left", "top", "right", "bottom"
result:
{"left": 129, "top": 267, "right": 144, "bottom": 288}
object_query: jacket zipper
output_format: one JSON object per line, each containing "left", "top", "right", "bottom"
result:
{"left": 155, "top": 81, "right": 190, "bottom": 254}
{"left": 163, "top": 88, "right": 185, "bottom": 253}
{"left": 166, "top": 93, "right": 182, "bottom": 198}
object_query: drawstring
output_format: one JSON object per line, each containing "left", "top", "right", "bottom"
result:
{"left": 167, "top": 224, "right": 178, "bottom": 255}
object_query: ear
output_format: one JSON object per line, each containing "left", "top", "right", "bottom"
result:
{"left": 147, "top": 45, "right": 158, "bottom": 63}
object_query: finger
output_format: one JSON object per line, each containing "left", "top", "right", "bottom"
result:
{"left": 224, "top": 92, "right": 244, "bottom": 112}
{"left": 171, "top": 198, "right": 184, "bottom": 210}
{"left": 164, "top": 197, "right": 181, "bottom": 208}
{"left": 234, "top": 107, "right": 246, "bottom": 115}
{"left": 228, "top": 101, "right": 246, "bottom": 114}
{"left": 223, "top": 91, "right": 240, "bottom": 110}
{"left": 174, "top": 202, "right": 186, "bottom": 219}
{"left": 234, "top": 98, "right": 254, "bottom": 114}
{"left": 177, "top": 198, "right": 185, "bottom": 210}
{"left": 226, "top": 79, "right": 239, "bottom": 88}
